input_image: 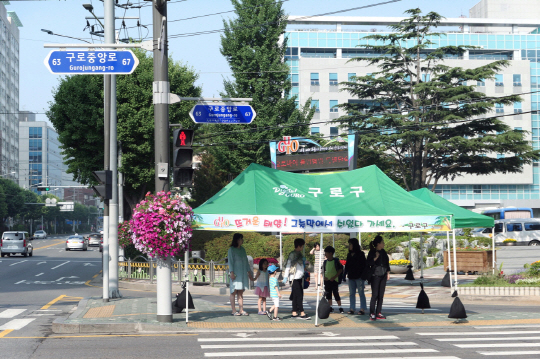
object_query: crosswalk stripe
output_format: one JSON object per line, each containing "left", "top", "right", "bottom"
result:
{"left": 437, "top": 336, "right": 540, "bottom": 342}
{"left": 198, "top": 335, "right": 399, "bottom": 342}
{"left": 478, "top": 351, "right": 540, "bottom": 356}
{"left": 334, "top": 357, "right": 459, "bottom": 359}
{"left": 457, "top": 343, "right": 540, "bottom": 349}
{"left": 204, "top": 348, "right": 438, "bottom": 357}
{"left": 417, "top": 330, "right": 540, "bottom": 336}
{"left": 202, "top": 341, "right": 418, "bottom": 349}
{"left": 0, "top": 309, "right": 25, "bottom": 318}
{"left": 0, "top": 319, "right": 35, "bottom": 330}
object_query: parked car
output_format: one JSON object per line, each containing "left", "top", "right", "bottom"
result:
{"left": 65, "top": 235, "right": 88, "bottom": 251}
{"left": 33, "top": 230, "right": 47, "bottom": 239}
{"left": 471, "top": 228, "right": 490, "bottom": 238}
{"left": 88, "top": 233, "right": 102, "bottom": 247}
{"left": 1, "top": 231, "right": 33, "bottom": 257}
{"left": 491, "top": 218, "right": 540, "bottom": 246}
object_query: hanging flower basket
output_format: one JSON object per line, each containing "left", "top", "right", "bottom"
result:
{"left": 129, "top": 191, "right": 193, "bottom": 259}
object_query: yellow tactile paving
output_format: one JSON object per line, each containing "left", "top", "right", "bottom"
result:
{"left": 83, "top": 305, "right": 116, "bottom": 319}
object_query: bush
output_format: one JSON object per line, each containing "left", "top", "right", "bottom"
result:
{"left": 472, "top": 274, "right": 508, "bottom": 286}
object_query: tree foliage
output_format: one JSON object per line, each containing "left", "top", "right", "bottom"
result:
{"left": 339, "top": 8, "right": 540, "bottom": 190}
{"left": 47, "top": 49, "right": 201, "bottom": 215}
{"left": 203, "top": 0, "right": 314, "bottom": 174}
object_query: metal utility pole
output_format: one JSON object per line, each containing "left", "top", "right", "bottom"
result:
{"left": 153, "top": 0, "right": 172, "bottom": 323}
{"left": 118, "top": 141, "right": 124, "bottom": 260}
{"left": 105, "top": 0, "right": 121, "bottom": 299}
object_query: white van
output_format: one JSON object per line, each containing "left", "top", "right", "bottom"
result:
{"left": 491, "top": 219, "right": 540, "bottom": 246}
{"left": 1, "top": 231, "right": 33, "bottom": 257}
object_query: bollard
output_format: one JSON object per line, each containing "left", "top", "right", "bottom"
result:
{"left": 210, "top": 260, "right": 214, "bottom": 287}
{"left": 128, "top": 259, "right": 132, "bottom": 280}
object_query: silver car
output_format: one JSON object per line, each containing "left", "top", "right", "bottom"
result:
{"left": 87, "top": 233, "right": 102, "bottom": 246}
{"left": 65, "top": 235, "right": 88, "bottom": 251}
{"left": 33, "top": 230, "right": 47, "bottom": 239}
{"left": 1, "top": 231, "right": 33, "bottom": 257}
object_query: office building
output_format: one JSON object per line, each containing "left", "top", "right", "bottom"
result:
{"left": 18, "top": 116, "right": 64, "bottom": 195}
{"left": 0, "top": 2, "right": 21, "bottom": 181}
{"left": 285, "top": 11, "right": 540, "bottom": 212}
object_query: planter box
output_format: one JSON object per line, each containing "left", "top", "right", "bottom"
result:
{"left": 389, "top": 265, "right": 408, "bottom": 274}
{"left": 443, "top": 250, "right": 496, "bottom": 274}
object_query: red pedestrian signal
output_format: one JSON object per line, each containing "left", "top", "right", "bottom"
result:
{"left": 172, "top": 129, "right": 194, "bottom": 187}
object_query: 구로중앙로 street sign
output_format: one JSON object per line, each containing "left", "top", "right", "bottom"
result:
{"left": 189, "top": 103, "right": 256, "bottom": 124}
{"left": 44, "top": 50, "right": 139, "bottom": 75}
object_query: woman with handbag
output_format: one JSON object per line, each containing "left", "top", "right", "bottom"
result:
{"left": 366, "top": 235, "right": 391, "bottom": 321}
{"left": 345, "top": 238, "right": 367, "bottom": 315}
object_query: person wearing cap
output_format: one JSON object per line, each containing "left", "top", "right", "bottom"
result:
{"left": 266, "top": 264, "right": 282, "bottom": 321}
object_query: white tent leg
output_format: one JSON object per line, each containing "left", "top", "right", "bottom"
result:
{"left": 332, "top": 233, "right": 335, "bottom": 247}
{"left": 279, "top": 232, "right": 283, "bottom": 271}
{"left": 492, "top": 227, "right": 495, "bottom": 275}
{"left": 446, "top": 231, "right": 453, "bottom": 293}
{"left": 452, "top": 229, "right": 458, "bottom": 290}
{"left": 315, "top": 232, "right": 323, "bottom": 327}
{"left": 420, "top": 233, "right": 424, "bottom": 280}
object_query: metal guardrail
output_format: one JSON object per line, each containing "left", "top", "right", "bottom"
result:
{"left": 118, "top": 258, "right": 230, "bottom": 286}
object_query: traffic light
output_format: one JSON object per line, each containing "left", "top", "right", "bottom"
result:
{"left": 37, "top": 187, "right": 50, "bottom": 192}
{"left": 91, "top": 170, "right": 112, "bottom": 200}
{"left": 172, "top": 129, "right": 194, "bottom": 187}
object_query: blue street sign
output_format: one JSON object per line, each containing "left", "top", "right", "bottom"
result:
{"left": 44, "top": 50, "right": 139, "bottom": 75}
{"left": 189, "top": 102, "right": 257, "bottom": 124}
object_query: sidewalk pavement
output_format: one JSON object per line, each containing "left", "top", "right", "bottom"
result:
{"left": 52, "top": 269, "right": 540, "bottom": 334}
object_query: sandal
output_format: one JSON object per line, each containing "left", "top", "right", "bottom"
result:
{"left": 232, "top": 311, "right": 241, "bottom": 316}
{"left": 347, "top": 310, "right": 355, "bottom": 315}
{"left": 258, "top": 311, "right": 267, "bottom": 315}
{"left": 240, "top": 311, "right": 249, "bottom": 316}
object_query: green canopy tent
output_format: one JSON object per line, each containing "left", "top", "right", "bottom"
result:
{"left": 193, "top": 163, "right": 454, "bottom": 325}
{"left": 410, "top": 188, "right": 495, "bottom": 292}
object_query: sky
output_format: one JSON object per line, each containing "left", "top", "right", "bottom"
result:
{"left": 8, "top": 0, "right": 482, "bottom": 124}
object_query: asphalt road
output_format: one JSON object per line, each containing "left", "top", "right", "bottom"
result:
{"left": 1, "top": 236, "right": 539, "bottom": 359}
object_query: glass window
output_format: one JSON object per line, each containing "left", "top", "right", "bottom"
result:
{"left": 506, "top": 223, "right": 523, "bottom": 232}
{"left": 310, "top": 73, "right": 319, "bottom": 86}
{"left": 29, "top": 139, "right": 42, "bottom": 151}
{"left": 348, "top": 73, "right": 356, "bottom": 82}
{"left": 29, "top": 151, "right": 42, "bottom": 163}
{"left": 477, "top": 78, "right": 485, "bottom": 86}
{"left": 330, "top": 127, "right": 338, "bottom": 136}
{"left": 29, "top": 127, "right": 42, "bottom": 139}
{"left": 495, "top": 103, "right": 504, "bottom": 113}
{"left": 497, "top": 154, "right": 505, "bottom": 159}
{"left": 291, "top": 74, "right": 299, "bottom": 86}
{"left": 495, "top": 74, "right": 504, "bottom": 86}
{"left": 514, "top": 102, "right": 523, "bottom": 113}
{"left": 311, "top": 127, "right": 320, "bottom": 135}
{"left": 311, "top": 100, "right": 319, "bottom": 111}
{"left": 330, "top": 100, "right": 338, "bottom": 112}
{"left": 422, "top": 74, "right": 430, "bottom": 82}
{"left": 513, "top": 74, "right": 522, "bottom": 86}
{"left": 329, "top": 73, "right": 338, "bottom": 86}
{"left": 515, "top": 127, "right": 523, "bottom": 131}
{"left": 494, "top": 223, "right": 503, "bottom": 233}
{"left": 525, "top": 223, "right": 540, "bottom": 231}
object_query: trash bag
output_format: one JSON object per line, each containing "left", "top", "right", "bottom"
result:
{"left": 173, "top": 283, "right": 195, "bottom": 313}
{"left": 441, "top": 269, "right": 451, "bottom": 287}
{"left": 318, "top": 296, "right": 331, "bottom": 319}
{"left": 448, "top": 296, "right": 467, "bottom": 319}
{"left": 416, "top": 282, "right": 431, "bottom": 310}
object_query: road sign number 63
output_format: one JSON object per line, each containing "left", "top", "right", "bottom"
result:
{"left": 52, "top": 59, "right": 61, "bottom": 65}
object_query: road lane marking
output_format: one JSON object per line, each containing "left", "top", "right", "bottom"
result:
{"left": 14, "top": 280, "right": 25, "bottom": 284}
{"left": 37, "top": 262, "right": 46, "bottom": 265}
{"left": 35, "top": 273, "right": 44, "bottom": 277}
{"left": 457, "top": 343, "right": 540, "bottom": 348}
{"left": 33, "top": 240, "right": 65, "bottom": 250}
{"left": 0, "top": 330, "right": 13, "bottom": 338}
{"left": 438, "top": 336, "right": 540, "bottom": 341}
{"left": 51, "top": 261, "right": 69, "bottom": 269}
{"left": 9, "top": 260, "right": 27, "bottom": 266}
{"left": 41, "top": 295, "right": 66, "bottom": 310}
{"left": 204, "top": 349, "right": 438, "bottom": 357}
{"left": 201, "top": 342, "right": 418, "bottom": 349}
{"left": 0, "top": 309, "right": 25, "bottom": 318}
{"left": 0, "top": 319, "right": 35, "bottom": 330}
{"left": 198, "top": 336, "right": 400, "bottom": 342}
{"left": 417, "top": 330, "right": 540, "bottom": 335}
{"left": 479, "top": 351, "right": 540, "bottom": 356}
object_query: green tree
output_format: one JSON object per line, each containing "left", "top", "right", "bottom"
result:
{"left": 339, "top": 9, "right": 540, "bottom": 191}
{"left": 205, "top": 0, "right": 314, "bottom": 175}
{"left": 0, "top": 179, "right": 25, "bottom": 228}
{"left": 190, "top": 152, "right": 229, "bottom": 208}
{"left": 47, "top": 49, "right": 201, "bottom": 215}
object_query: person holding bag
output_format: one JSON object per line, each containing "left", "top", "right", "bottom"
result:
{"left": 345, "top": 238, "right": 367, "bottom": 315}
{"left": 366, "top": 235, "right": 390, "bottom": 321}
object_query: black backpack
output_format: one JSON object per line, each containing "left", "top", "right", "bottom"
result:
{"left": 323, "top": 258, "right": 344, "bottom": 285}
